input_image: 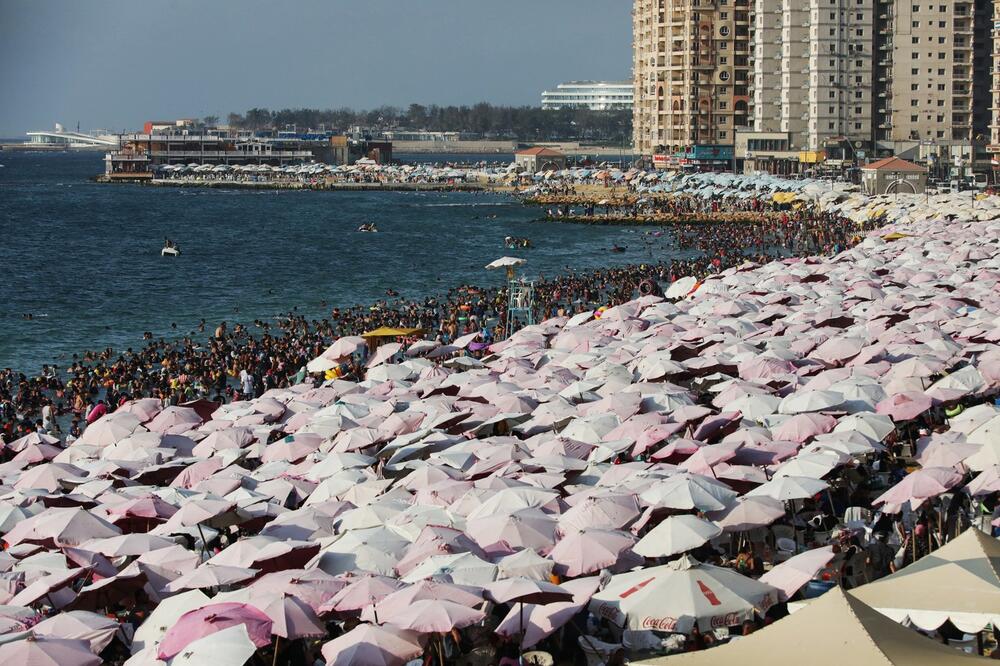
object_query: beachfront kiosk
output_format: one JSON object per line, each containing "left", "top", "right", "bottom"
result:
{"left": 861, "top": 157, "right": 928, "bottom": 195}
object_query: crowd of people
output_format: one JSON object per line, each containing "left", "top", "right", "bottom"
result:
{"left": 0, "top": 204, "right": 885, "bottom": 443}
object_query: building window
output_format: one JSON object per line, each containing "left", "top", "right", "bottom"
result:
{"left": 910, "top": 84, "right": 919, "bottom": 90}
{"left": 855, "top": 28, "right": 864, "bottom": 36}
{"left": 911, "top": 99, "right": 919, "bottom": 106}
{"left": 855, "top": 122, "right": 862, "bottom": 129}
{"left": 911, "top": 68, "right": 918, "bottom": 75}
{"left": 911, "top": 21, "right": 919, "bottom": 27}
{"left": 911, "top": 37, "right": 919, "bottom": 44}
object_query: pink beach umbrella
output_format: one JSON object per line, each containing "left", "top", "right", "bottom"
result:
{"left": 367, "top": 343, "right": 403, "bottom": 369}
{"left": 495, "top": 576, "right": 601, "bottom": 649}
{"left": 966, "top": 465, "right": 1000, "bottom": 497}
{"left": 116, "top": 398, "right": 164, "bottom": 423}
{"left": 0, "top": 635, "right": 101, "bottom": 666}
{"left": 558, "top": 494, "right": 641, "bottom": 533}
{"left": 771, "top": 413, "right": 837, "bottom": 443}
{"left": 322, "top": 575, "right": 405, "bottom": 614}
{"left": 485, "top": 578, "right": 573, "bottom": 606}
{"left": 146, "top": 406, "right": 203, "bottom": 434}
{"left": 4, "top": 507, "right": 121, "bottom": 549}
{"left": 157, "top": 602, "right": 273, "bottom": 660}
{"left": 261, "top": 433, "right": 323, "bottom": 464}
{"left": 382, "top": 599, "right": 485, "bottom": 633}
{"left": 709, "top": 496, "right": 787, "bottom": 532}
{"left": 362, "top": 580, "right": 483, "bottom": 623}
{"left": 547, "top": 528, "right": 638, "bottom": 577}
{"left": 873, "top": 466, "right": 963, "bottom": 511}
{"left": 256, "top": 593, "right": 325, "bottom": 639}
{"left": 876, "top": 391, "right": 934, "bottom": 422}
{"left": 321, "top": 624, "right": 424, "bottom": 666}
{"left": 32, "top": 610, "right": 120, "bottom": 653}
{"left": 247, "top": 569, "right": 347, "bottom": 614}
{"left": 465, "top": 509, "right": 558, "bottom": 554}
{"left": 759, "top": 546, "right": 836, "bottom": 601}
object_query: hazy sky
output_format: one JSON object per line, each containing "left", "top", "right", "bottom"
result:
{"left": 0, "top": 0, "right": 631, "bottom": 136}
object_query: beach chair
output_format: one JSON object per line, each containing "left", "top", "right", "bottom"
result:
{"left": 578, "top": 636, "right": 623, "bottom": 666}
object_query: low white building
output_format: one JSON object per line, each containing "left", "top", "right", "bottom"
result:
{"left": 541, "top": 81, "right": 633, "bottom": 111}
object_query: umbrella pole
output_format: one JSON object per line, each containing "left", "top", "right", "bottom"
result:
{"left": 272, "top": 636, "right": 280, "bottom": 666}
{"left": 520, "top": 602, "right": 525, "bottom": 660}
{"left": 196, "top": 524, "right": 209, "bottom": 559}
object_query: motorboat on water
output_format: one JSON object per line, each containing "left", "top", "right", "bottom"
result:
{"left": 161, "top": 247, "right": 180, "bottom": 256}
{"left": 358, "top": 223, "right": 378, "bottom": 233}
{"left": 611, "top": 245, "right": 626, "bottom": 253}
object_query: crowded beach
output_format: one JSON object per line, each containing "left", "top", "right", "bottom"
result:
{"left": 0, "top": 179, "right": 998, "bottom": 665}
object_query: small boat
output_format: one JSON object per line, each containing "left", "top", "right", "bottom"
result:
{"left": 357, "top": 223, "right": 378, "bottom": 233}
{"left": 161, "top": 246, "right": 180, "bottom": 257}
{"left": 611, "top": 245, "right": 626, "bottom": 253}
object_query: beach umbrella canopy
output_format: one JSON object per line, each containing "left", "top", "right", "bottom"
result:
{"left": 589, "top": 556, "right": 778, "bottom": 633}
{"left": 745, "top": 475, "right": 829, "bottom": 502}
{"left": 256, "top": 593, "right": 325, "bottom": 639}
{"left": 485, "top": 577, "right": 573, "bottom": 605}
{"left": 321, "top": 624, "right": 423, "bottom": 666}
{"left": 31, "top": 610, "right": 120, "bottom": 653}
{"left": 639, "top": 473, "right": 737, "bottom": 512}
{"left": 4, "top": 508, "right": 121, "bottom": 548}
{"left": 850, "top": 529, "right": 1000, "bottom": 633}
{"left": 759, "top": 546, "right": 836, "bottom": 601}
{"left": 644, "top": 586, "right": 985, "bottom": 666}
{"left": 165, "top": 565, "right": 260, "bottom": 592}
{"left": 495, "top": 576, "right": 602, "bottom": 650}
{"left": 633, "top": 514, "right": 723, "bottom": 558}
{"left": 0, "top": 635, "right": 102, "bottom": 666}
{"left": 156, "top": 603, "right": 272, "bottom": 660}
{"left": 495, "top": 549, "right": 555, "bottom": 581}
{"left": 131, "top": 589, "right": 212, "bottom": 653}
{"left": 382, "top": 599, "right": 485, "bottom": 633}
{"left": 166, "top": 624, "right": 256, "bottom": 666}
{"left": 547, "top": 528, "right": 638, "bottom": 577}
{"left": 876, "top": 392, "right": 934, "bottom": 422}
{"left": 833, "top": 411, "right": 896, "bottom": 442}
{"left": 709, "top": 496, "right": 787, "bottom": 532}
{"left": 873, "top": 466, "right": 963, "bottom": 512}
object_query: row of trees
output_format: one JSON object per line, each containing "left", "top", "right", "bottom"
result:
{"left": 216, "top": 103, "right": 631, "bottom": 143}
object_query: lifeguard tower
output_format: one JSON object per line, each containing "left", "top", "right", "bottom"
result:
{"left": 485, "top": 256, "right": 535, "bottom": 338}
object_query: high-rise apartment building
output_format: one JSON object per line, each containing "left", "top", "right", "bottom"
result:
{"left": 984, "top": 0, "right": 1000, "bottom": 170}
{"left": 874, "top": 0, "right": 990, "bottom": 144}
{"left": 633, "top": 0, "right": 753, "bottom": 163}
{"left": 749, "top": 0, "right": 874, "bottom": 154}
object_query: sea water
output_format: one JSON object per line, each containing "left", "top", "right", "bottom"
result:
{"left": 0, "top": 152, "right": 678, "bottom": 374}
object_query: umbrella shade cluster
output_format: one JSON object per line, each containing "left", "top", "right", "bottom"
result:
{"left": 0, "top": 182, "right": 997, "bottom": 665}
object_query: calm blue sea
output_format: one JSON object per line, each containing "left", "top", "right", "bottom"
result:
{"left": 0, "top": 152, "right": 674, "bottom": 374}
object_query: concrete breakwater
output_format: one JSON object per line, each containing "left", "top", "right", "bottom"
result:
{"left": 95, "top": 176, "right": 486, "bottom": 192}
